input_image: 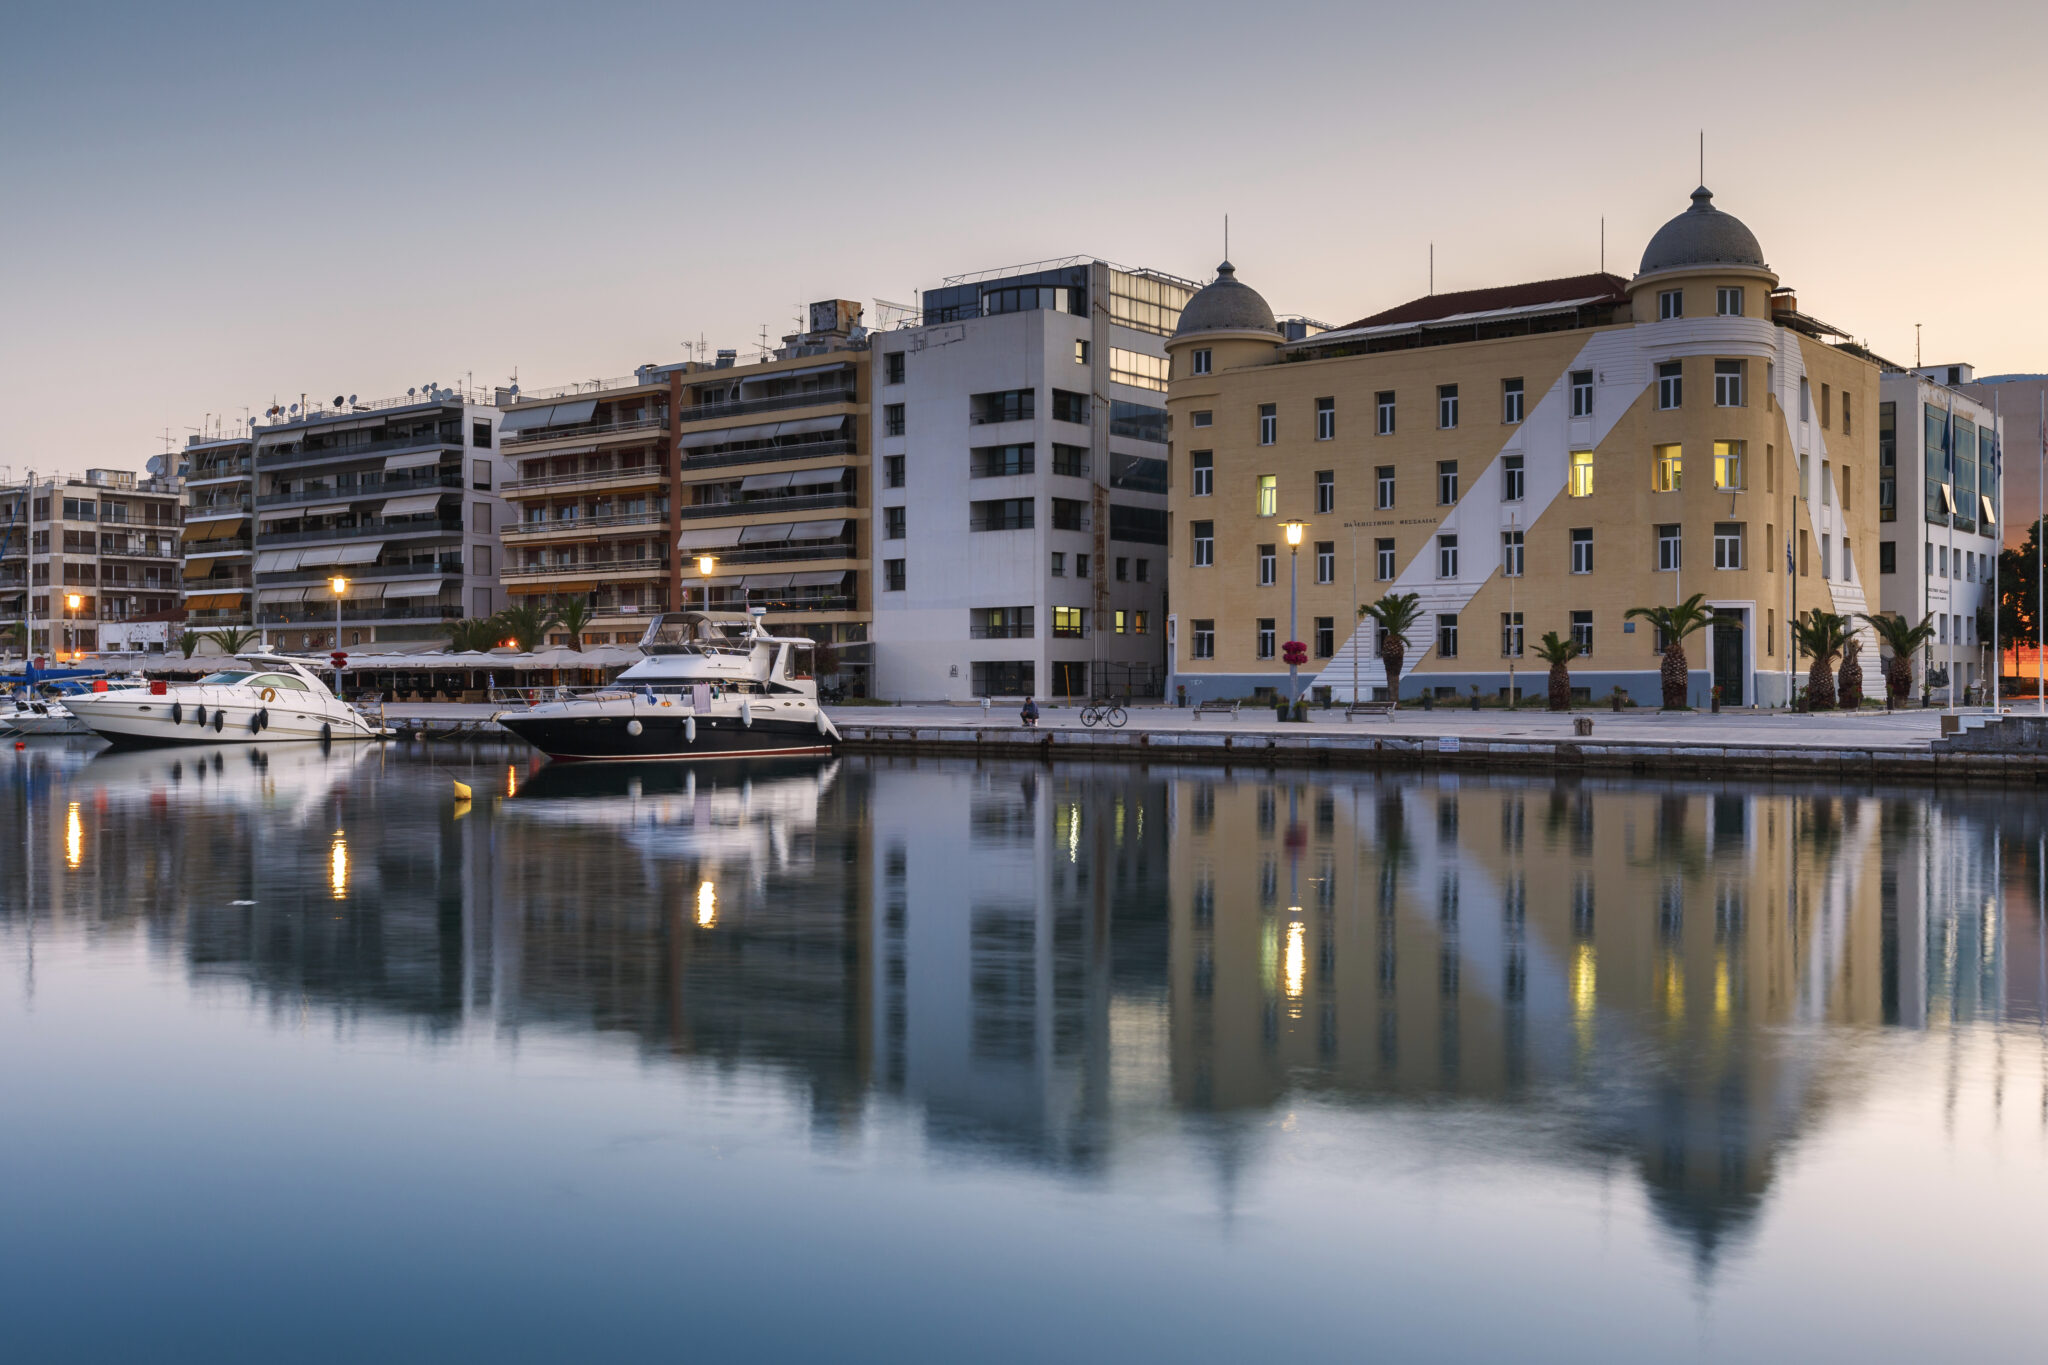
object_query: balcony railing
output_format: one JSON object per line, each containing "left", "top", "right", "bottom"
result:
{"left": 971, "top": 456, "right": 1035, "bottom": 478}
{"left": 678, "top": 386, "right": 856, "bottom": 426}
{"left": 186, "top": 461, "right": 253, "bottom": 483}
{"left": 505, "top": 511, "right": 667, "bottom": 537}
{"left": 98, "top": 545, "right": 181, "bottom": 560}
{"left": 706, "top": 595, "right": 856, "bottom": 615}
{"left": 969, "top": 623, "right": 1035, "bottom": 639}
{"left": 257, "top": 430, "right": 460, "bottom": 467}
{"left": 184, "top": 609, "right": 253, "bottom": 626}
{"left": 678, "top": 491, "right": 856, "bottom": 521}
{"left": 182, "top": 571, "right": 255, "bottom": 591}
{"left": 677, "top": 438, "right": 855, "bottom": 473}
{"left": 970, "top": 514, "right": 1036, "bottom": 532}
{"left": 259, "top": 603, "right": 461, "bottom": 626}
{"left": 257, "top": 519, "right": 460, "bottom": 547}
{"left": 706, "top": 542, "right": 857, "bottom": 567}
{"left": 502, "top": 463, "right": 665, "bottom": 493}
{"left": 502, "top": 413, "right": 670, "bottom": 448}
{"left": 185, "top": 537, "right": 255, "bottom": 556}
{"left": 256, "top": 561, "right": 463, "bottom": 586}
{"left": 257, "top": 470, "right": 461, "bottom": 508}
{"left": 505, "top": 558, "right": 669, "bottom": 578}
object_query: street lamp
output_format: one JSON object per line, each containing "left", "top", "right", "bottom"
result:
{"left": 697, "top": 554, "right": 716, "bottom": 612}
{"left": 329, "top": 576, "right": 348, "bottom": 652}
{"left": 1281, "top": 520, "right": 1307, "bottom": 707}
{"left": 64, "top": 592, "right": 82, "bottom": 660}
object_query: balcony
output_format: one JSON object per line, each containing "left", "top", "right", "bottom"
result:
{"left": 505, "top": 558, "right": 669, "bottom": 579}
{"left": 98, "top": 544, "right": 182, "bottom": 560}
{"left": 504, "top": 511, "right": 667, "bottom": 538}
{"left": 257, "top": 560, "right": 464, "bottom": 587}
{"left": 182, "top": 570, "right": 255, "bottom": 591}
{"left": 184, "top": 609, "right": 253, "bottom": 626}
{"left": 186, "top": 461, "right": 253, "bottom": 484}
{"left": 502, "top": 413, "right": 670, "bottom": 448}
{"left": 678, "top": 386, "right": 857, "bottom": 426}
{"left": 184, "top": 537, "right": 255, "bottom": 556}
{"left": 257, "top": 429, "right": 460, "bottom": 468}
{"left": 678, "top": 491, "right": 855, "bottom": 521}
{"left": 258, "top": 519, "right": 460, "bottom": 547}
{"left": 677, "top": 438, "right": 855, "bottom": 473}
{"left": 502, "top": 463, "right": 666, "bottom": 494}
{"left": 257, "top": 470, "right": 461, "bottom": 508}
{"left": 259, "top": 603, "right": 461, "bottom": 626}
{"left": 969, "top": 623, "right": 1035, "bottom": 640}
{"left": 705, "top": 541, "right": 858, "bottom": 568}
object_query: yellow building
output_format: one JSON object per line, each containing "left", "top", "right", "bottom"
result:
{"left": 1165, "top": 189, "right": 1881, "bottom": 707}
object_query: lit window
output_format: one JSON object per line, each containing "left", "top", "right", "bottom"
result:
{"left": 1568, "top": 450, "right": 1594, "bottom": 498}
{"left": 1714, "top": 440, "right": 1744, "bottom": 490}
{"left": 1257, "top": 475, "right": 1277, "bottom": 517}
{"left": 1653, "top": 444, "right": 1682, "bottom": 493}
{"left": 1110, "top": 348, "right": 1168, "bottom": 390}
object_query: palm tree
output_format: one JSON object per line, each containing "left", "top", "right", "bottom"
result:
{"left": 1532, "top": 631, "right": 1581, "bottom": 711}
{"left": 205, "top": 627, "right": 259, "bottom": 656}
{"left": 1791, "top": 609, "right": 1852, "bottom": 710}
{"left": 554, "top": 598, "right": 596, "bottom": 652}
{"left": 0, "top": 622, "right": 23, "bottom": 657}
{"left": 493, "top": 602, "right": 560, "bottom": 653}
{"left": 1858, "top": 611, "right": 1936, "bottom": 709}
{"left": 176, "top": 630, "right": 201, "bottom": 659}
{"left": 1836, "top": 636, "right": 1865, "bottom": 710}
{"left": 1358, "top": 592, "right": 1425, "bottom": 704}
{"left": 446, "top": 617, "right": 499, "bottom": 653}
{"left": 1624, "top": 593, "right": 1720, "bottom": 709}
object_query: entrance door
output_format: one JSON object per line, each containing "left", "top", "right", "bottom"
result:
{"left": 1712, "top": 609, "right": 1747, "bottom": 706}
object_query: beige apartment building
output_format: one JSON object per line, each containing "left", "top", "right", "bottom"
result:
{"left": 1, "top": 468, "right": 184, "bottom": 659}
{"left": 1165, "top": 188, "right": 1883, "bottom": 707}
{"left": 179, "top": 435, "right": 255, "bottom": 630}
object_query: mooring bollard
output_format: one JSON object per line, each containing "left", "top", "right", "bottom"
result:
{"left": 1573, "top": 717, "right": 1594, "bottom": 737}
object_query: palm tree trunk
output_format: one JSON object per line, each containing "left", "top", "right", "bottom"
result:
{"left": 1548, "top": 663, "right": 1570, "bottom": 711}
{"left": 1837, "top": 657, "right": 1863, "bottom": 710}
{"left": 1885, "top": 657, "right": 1911, "bottom": 707}
{"left": 1380, "top": 645, "right": 1405, "bottom": 704}
{"left": 1660, "top": 645, "right": 1689, "bottom": 708}
{"left": 1806, "top": 658, "right": 1837, "bottom": 710}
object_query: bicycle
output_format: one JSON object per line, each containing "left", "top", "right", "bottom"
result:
{"left": 1079, "top": 702, "right": 1127, "bottom": 728}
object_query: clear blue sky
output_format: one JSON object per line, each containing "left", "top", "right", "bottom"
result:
{"left": 4, "top": 0, "right": 2044, "bottom": 473}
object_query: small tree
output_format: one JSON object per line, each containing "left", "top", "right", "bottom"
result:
{"left": 1837, "top": 636, "right": 1865, "bottom": 710}
{"left": 447, "top": 617, "right": 499, "bottom": 652}
{"left": 205, "top": 627, "right": 259, "bottom": 656}
{"left": 1858, "top": 611, "right": 1937, "bottom": 709}
{"left": 176, "top": 630, "right": 202, "bottom": 659}
{"left": 493, "top": 602, "right": 560, "bottom": 653}
{"left": 1358, "top": 592, "right": 1425, "bottom": 704}
{"left": 555, "top": 599, "right": 596, "bottom": 652}
{"left": 1624, "top": 593, "right": 1720, "bottom": 709}
{"left": 0, "top": 621, "right": 23, "bottom": 657}
{"left": 1792, "top": 609, "right": 1852, "bottom": 711}
{"left": 1532, "top": 631, "right": 1581, "bottom": 712}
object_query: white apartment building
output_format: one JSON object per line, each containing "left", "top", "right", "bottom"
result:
{"left": 870, "top": 259, "right": 1192, "bottom": 701}
{"left": 1877, "top": 364, "right": 2004, "bottom": 699}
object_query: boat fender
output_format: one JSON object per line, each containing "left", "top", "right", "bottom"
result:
{"left": 816, "top": 711, "right": 829, "bottom": 735}
{"left": 212, "top": 709, "right": 225, "bottom": 733}
{"left": 320, "top": 722, "right": 332, "bottom": 743}
{"left": 256, "top": 709, "right": 269, "bottom": 732}
{"left": 685, "top": 715, "right": 696, "bottom": 744}
{"left": 627, "top": 719, "right": 643, "bottom": 737}
{"left": 170, "top": 702, "right": 182, "bottom": 724}
{"left": 260, "top": 687, "right": 277, "bottom": 703}
{"left": 194, "top": 705, "right": 207, "bottom": 727}
{"left": 249, "top": 711, "right": 263, "bottom": 734}
{"left": 741, "top": 699, "right": 752, "bottom": 728}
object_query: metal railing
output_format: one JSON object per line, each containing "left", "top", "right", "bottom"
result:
{"left": 971, "top": 457, "right": 1035, "bottom": 478}
{"left": 182, "top": 571, "right": 254, "bottom": 590}
{"left": 257, "top": 430, "right": 460, "bottom": 467}
{"left": 677, "top": 491, "right": 855, "bottom": 520}
{"left": 256, "top": 561, "right": 462, "bottom": 586}
{"left": 259, "top": 603, "right": 462, "bottom": 625}
{"left": 969, "top": 623, "right": 1035, "bottom": 639}
{"left": 704, "top": 541, "right": 857, "bottom": 567}
{"left": 504, "top": 559, "right": 668, "bottom": 578}
{"left": 504, "top": 511, "right": 666, "bottom": 537}
{"left": 257, "top": 519, "right": 456, "bottom": 547}
{"left": 677, "top": 438, "right": 854, "bottom": 472}
{"left": 502, "top": 413, "right": 669, "bottom": 448}
{"left": 502, "top": 463, "right": 664, "bottom": 493}
{"left": 969, "top": 514, "right": 1036, "bottom": 531}
{"left": 256, "top": 470, "right": 461, "bottom": 507}
{"left": 677, "top": 386, "right": 856, "bottom": 426}
{"left": 516, "top": 374, "right": 656, "bottom": 402}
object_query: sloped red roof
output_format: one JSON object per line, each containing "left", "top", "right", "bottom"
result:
{"left": 1341, "top": 273, "right": 1630, "bottom": 331}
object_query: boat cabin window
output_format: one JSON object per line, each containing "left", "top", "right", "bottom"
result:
{"left": 248, "top": 673, "right": 312, "bottom": 692}
{"left": 197, "top": 671, "right": 255, "bottom": 686}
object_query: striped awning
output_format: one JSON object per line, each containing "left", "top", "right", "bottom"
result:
{"left": 508, "top": 580, "right": 594, "bottom": 595}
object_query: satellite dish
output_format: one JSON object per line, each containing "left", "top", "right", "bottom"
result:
{"left": 348, "top": 394, "right": 357, "bottom": 405}
{"left": 509, "top": 383, "right": 519, "bottom": 395}
{"left": 289, "top": 404, "right": 299, "bottom": 414}
{"left": 407, "top": 387, "right": 416, "bottom": 397}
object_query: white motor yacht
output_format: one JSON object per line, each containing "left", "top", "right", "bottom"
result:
{"left": 65, "top": 655, "right": 393, "bottom": 747}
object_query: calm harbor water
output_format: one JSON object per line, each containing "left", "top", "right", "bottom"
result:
{"left": 4, "top": 742, "right": 2046, "bottom": 1362}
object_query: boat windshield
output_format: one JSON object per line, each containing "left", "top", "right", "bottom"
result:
{"left": 196, "top": 670, "right": 256, "bottom": 686}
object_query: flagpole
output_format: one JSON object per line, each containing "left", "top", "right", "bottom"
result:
{"left": 1946, "top": 392, "right": 1956, "bottom": 711}
{"left": 2039, "top": 387, "right": 2045, "bottom": 714}
{"left": 1992, "top": 390, "right": 2001, "bottom": 712}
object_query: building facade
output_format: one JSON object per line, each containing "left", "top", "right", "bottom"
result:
{"left": 869, "top": 259, "right": 1189, "bottom": 701}
{"left": 180, "top": 435, "right": 255, "bottom": 632}
{"left": 0, "top": 468, "right": 184, "bottom": 660}
{"left": 1165, "top": 188, "right": 1884, "bottom": 708}
{"left": 251, "top": 395, "right": 507, "bottom": 651}
{"left": 1877, "top": 367, "right": 2003, "bottom": 699}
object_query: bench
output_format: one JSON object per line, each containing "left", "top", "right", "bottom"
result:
{"left": 1344, "top": 701, "right": 1395, "bottom": 720}
{"left": 1192, "top": 699, "right": 1242, "bottom": 721}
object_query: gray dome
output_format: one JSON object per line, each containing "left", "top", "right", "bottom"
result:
{"left": 1174, "top": 261, "right": 1278, "bottom": 338}
{"left": 1638, "top": 187, "right": 1767, "bottom": 276}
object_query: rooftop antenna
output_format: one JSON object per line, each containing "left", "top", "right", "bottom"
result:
{"left": 1600, "top": 216, "right": 1605, "bottom": 274}
{"left": 1429, "top": 242, "right": 1434, "bottom": 295}
{"left": 1224, "top": 213, "right": 1229, "bottom": 262}
{"left": 1699, "top": 129, "right": 1704, "bottom": 185}
{"left": 1915, "top": 323, "right": 1922, "bottom": 368}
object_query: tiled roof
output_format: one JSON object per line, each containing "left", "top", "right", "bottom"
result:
{"left": 1341, "top": 273, "right": 1630, "bottom": 331}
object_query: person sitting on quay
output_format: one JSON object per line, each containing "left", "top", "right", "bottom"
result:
{"left": 1020, "top": 696, "right": 1040, "bottom": 728}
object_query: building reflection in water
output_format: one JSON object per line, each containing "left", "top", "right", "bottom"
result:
{"left": 2, "top": 744, "right": 2044, "bottom": 1275}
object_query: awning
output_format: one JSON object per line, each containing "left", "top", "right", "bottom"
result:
{"left": 257, "top": 587, "right": 311, "bottom": 604}
{"left": 182, "top": 558, "right": 217, "bottom": 579}
{"left": 346, "top": 581, "right": 388, "bottom": 601}
{"left": 678, "top": 419, "right": 784, "bottom": 450}
{"left": 508, "top": 580, "right": 594, "bottom": 595}
{"left": 785, "top": 465, "right": 848, "bottom": 488}
{"left": 789, "top": 570, "right": 851, "bottom": 587}
{"left": 779, "top": 415, "right": 847, "bottom": 438}
{"left": 380, "top": 492, "right": 445, "bottom": 517}
{"left": 294, "top": 501, "right": 356, "bottom": 518}
{"left": 738, "top": 362, "right": 849, "bottom": 391}
{"left": 548, "top": 399, "right": 597, "bottom": 426}
{"left": 254, "top": 549, "right": 303, "bottom": 574}
{"left": 787, "top": 519, "right": 847, "bottom": 541}
{"left": 385, "top": 451, "right": 444, "bottom": 472}
{"left": 739, "top": 472, "right": 793, "bottom": 492}
{"left": 741, "top": 573, "right": 793, "bottom": 589}
{"left": 677, "top": 525, "right": 746, "bottom": 551}
{"left": 738, "top": 522, "right": 795, "bottom": 543}
{"left": 498, "top": 405, "right": 558, "bottom": 434}
{"left": 184, "top": 592, "right": 248, "bottom": 609}
{"left": 181, "top": 520, "right": 220, "bottom": 542}
{"left": 296, "top": 545, "right": 345, "bottom": 567}
{"left": 183, "top": 507, "right": 248, "bottom": 525}
{"left": 258, "top": 508, "right": 303, "bottom": 526}
{"left": 333, "top": 542, "right": 384, "bottom": 565}
{"left": 382, "top": 578, "right": 450, "bottom": 598}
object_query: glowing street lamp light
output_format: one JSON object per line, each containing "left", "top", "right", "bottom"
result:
{"left": 64, "top": 592, "right": 82, "bottom": 660}
{"left": 1280, "top": 521, "right": 1308, "bottom": 707}
{"left": 329, "top": 576, "right": 349, "bottom": 652}
{"left": 697, "top": 554, "right": 716, "bottom": 611}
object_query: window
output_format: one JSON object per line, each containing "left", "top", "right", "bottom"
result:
{"left": 1191, "top": 520, "right": 1214, "bottom": 566}
{"left": 1438, "top": 384, "right": 1459, "bottom": 429}
{"left": 1258, "top": 544, "right": 1277, "bottom": 586}
{"left": 885, "top": 403, "right": 907, "bottom": 436}
{"left": 1074, "top": 340, "right": 1089, "bottom": 365}
{"left": 1136, "top": 559, "right": 1150, "bottom": 582}
{"left": 1376, "top": 465, "right": 1395, "bottom": 509}
{"left": 1658, "top": 361, "right": 1683, "bottom": 410}
{"left": 1109, "top": 348, "right": 1168, "bottom": 391}
{"left": 1821, "top": 460, "right": 1832, "bottom": 506}
{"left": 1502, "top": 378, "right": 1524, "bottom": 424}
{"left": 1050, "top": 551, "right": 1065, "bottom": 577}
{"left": 884, "top": 352, "right": 906, "bottom": 384}
{"left": 1713, "top": 440, "right": 1744, "bottom": 490}
{"left": 973, "top": 607, "right": 1034, "bottom": 639}
{"left": 1820, "top": 533, "right": 1831, "bottom": 580}
{"left": 884, "top": 506, "right": 906, "bottom": 539}
{"left": 1316, "top": 397, "right": 1335, "bottom": 441}
{"left": 970, "top": 498, "right": 1034, "bottom": 531}
{"left": 971, "top": 662, "right": 1034, "bottom": 697}
{"left": 1841, "top": 466, "right": 1852, "bottom": 511}
{"left": 1715, "top": 360, "right": 1746, "bottom": 407}
{"left": 1570, "top": 370, "right": 1594, "bottom": 417}
{"left": 1315, "top": 469, "right": 1334, "bottom": 513}
{"left": 1052, "top": 607, "right": 1085, "bottom": 638}
{"left": 1437, "top": 613, "right": 1459, "bottom": 658}
{"left": 1653, "top": 444, "right": 1682, "bottom": 492}
{"left": 884, "top": 454, "right": 905, "bottom": 488}
{"left": 1843, "top": 538, "right": 1854, "bottom": 582}
{"left": 1659, "top": 288, "right": 1683, "bottom": 320}
{"left": 1842, "top": 390, "right": 1853, "bottom": 435}
{"left": 471, "top": 421, "right": 492, "bottom": 448}
{"left": 1258, "top": 403, "right": 1277, "bottom": 445}
{"left": 1051, "top": 443, "right": 1088, "bottom": 477}
{"left": 471, "top": 458, "right": 492, "bottom": 490}
{"left": 1113, "top": 610, "right": 1128, "bottom": 635}
{"left": 1076, "top": 553, "right": 1089, "bottom": 578}
{"left": 1502, "top": 454, "right": 1524, "bottom": 502}
{"left": 1115, "top": 556, "right": 1129, "bottom": 582}
{"left": 1257, "top": 474, "right": 1277, "bottom": 517}
{"left": 1570, "top": 528, "right": 1593, "bottom": 575}
{"left": 1502, "top": 530, "right": 1524, "bottom": 577}
{"left": 1436, "top": 534, "right": 1458, "bottom": 579}
{"left": 472, "top": 504, "right": 491, "bottom": 535}
{"left": 1569, "top": 450, "right": 1594, "bottom": 498}
{"left": 1192, "top": 619, "right": 1215, "bottom": 659}
{"left": 1800, "top": 377, "right": 1812, "bottom": 422}
{"left": 1821, "top": 383, "right": 1832, "bottom": 429}
{"left": 1257, "top": 619, "right": 1276, "bottom": 659}
{"left": 1375, "top": 538, "right": 1396, "bottom": 581}
{"left": 1716, "top": 287, "right": 1744, "bottom": 316}
{"left": 1053, "top": 389, "right": 1091, "bottom": 424}
{"left": 1571, "top": 610, "right": 1593, "bottom": 656}
{"left": 1714, "top": 522, "right": 1743, "bottom": 569}
{"left": 1437, "top": 461, "right": 1459, "bottom": 505}
{"left": 1191, "top": 348, "right": 1212, "bottom": 376}
{"left": 1191, "top": 410, "right": 1213, "bottom": 428}
{"left": 1315, "top": 617, "right": 1335, "bottom": 658}
{"left": 1191, "top": 451, "right": 1213, "bottom": 497}
{"left": 1376, "top": 391, "right": 1396, "bottom": 435}
{"left": 1657, "top": 523, "right": 1681, "bottom": 571}
{"left": 1051, "top": 497, "right": 1087, "bottom": 530}
{"left": 884, "top": 558, "right": 905, "bottom": 591}
{"left": 1502, "top": 612, "right": 1524, "bottom": 658}
{"left": 1315, "top": 541, "right": 1334, "bottom": 583}
{"left": 1879, "top": 540, "right": 1896, "bottom": 574}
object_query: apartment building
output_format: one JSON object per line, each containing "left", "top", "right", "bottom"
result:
{"left": 498, "top": 372, "right": 675, "bottom": 643}
{"left": 180, "top": 434, "right": 255, "bottom": 630}
{"left": 251, "top": 394, "right": 507, "bottom": 650}
{"left": 1165, "top": 187, "right": 1884, "bottom": 708}
{"left": 0, "top": 468, "right": 184, "bottom": 659}
{"left": 869, "top": 259, "right": 1190, "bottom": 701}
{"left": 1876, "top": 366, "right": 2003, "bottom": 698}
